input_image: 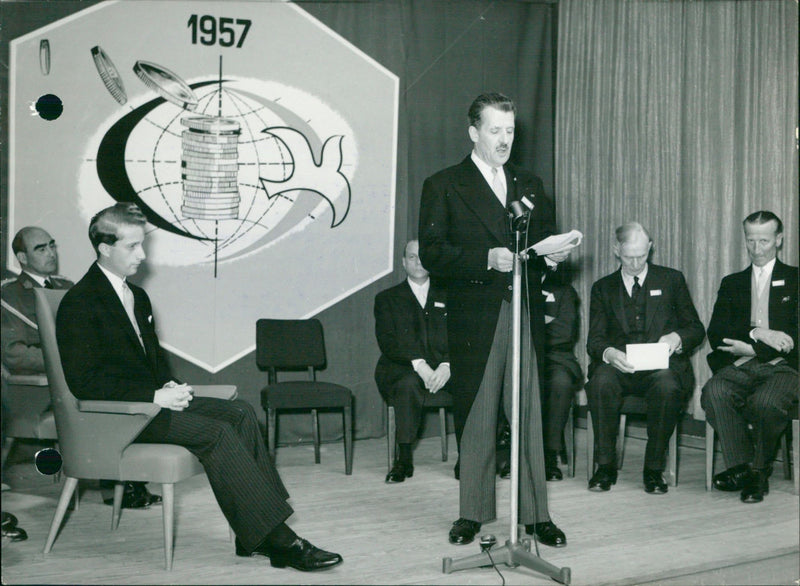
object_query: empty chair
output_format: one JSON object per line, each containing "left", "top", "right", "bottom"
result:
{"left": 1, "top": 366, "right": 57, "bottom": 469}
{"left": 257, "top": 318, "right": 353, "bottom": 475}
{"left": 35, "top": 288, "right": 236, "bottom": 570}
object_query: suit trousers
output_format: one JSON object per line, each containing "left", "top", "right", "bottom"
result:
{"left": 136, "top": 397, "right": 293, "bottom": 552}
{"left": 459, "top": 300, "right": 550, "bottom": 525}
{"left": 542, "top": 364, "right": 579, "bottom": 454}
{"left": 380, "top": 371, "right": 430, "bottom": 445}
{"left": 701, "top": 360, "right": 798, "bottom": 469}
{"left": 585, "top": 364, "right": 684, "bottom": 471}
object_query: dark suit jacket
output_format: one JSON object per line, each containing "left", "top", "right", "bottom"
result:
{"left": 1, "top": 271, "right": 73, "bottom": 374}
{"left": 56, "top": 263, "right": 173, "bottom": 437}
{"left": 374, "top": 279, "right": 449, "bottom": 394}
{"left": 419, "top": 155, "right": 556, "bottom": 431}
{"left": 586, "top": 264, "right": 705, "bottom": 393}
{"left": 706, "top": 259, "right": 798, "bottom": 373}
{"left": 543, "top": 281, "right": 583, "bottom": 384}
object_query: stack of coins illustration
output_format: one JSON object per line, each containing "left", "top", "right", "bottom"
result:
{"left": 180, "top": 117, "right": 241, "bottom": 220}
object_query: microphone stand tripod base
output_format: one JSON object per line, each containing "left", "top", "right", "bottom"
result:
{"left": 442, "top": 539, "right": 571, "bottom": 584}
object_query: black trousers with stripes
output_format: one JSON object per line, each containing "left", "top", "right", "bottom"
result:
{"left": 136, "top": 397, "right": 293, "bottom": 552}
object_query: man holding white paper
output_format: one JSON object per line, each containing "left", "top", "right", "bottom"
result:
{"left": 585, "top": 223, "right": 704, "bottom": 494}
{"left": 701, "top": 211, "right": 797, "bottom": 504}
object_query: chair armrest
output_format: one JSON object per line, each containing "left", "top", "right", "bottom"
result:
{"left": 1, "top": 372, "right": 48, "bottom": 386}
{"left": 192, "top": 385, "right": 237, "bottom": 400}
{"left": 78, "top": 400, "right": 161, "bottom": 417}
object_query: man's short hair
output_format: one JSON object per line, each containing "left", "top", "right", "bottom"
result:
{"left": 88, "top": 203, "right": 147, "bottom": 254}
{"left": 468, "top": 93, "right": 516, "bottom": 128}
{"left": 743, "top": 210, "right": 783, "bottom": 234}
{"left": 615, "top": 222, "right": 652, "bottom": 245}
{"left": 11, "top": 227, "right": 37, "bottom": 255}
{"left": 403, "top": 239, "right": 419, "bottom": 257}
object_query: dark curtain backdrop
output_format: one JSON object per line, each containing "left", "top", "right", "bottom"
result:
{"left": 0, "top": 0, "right": 557, "bottom": 446}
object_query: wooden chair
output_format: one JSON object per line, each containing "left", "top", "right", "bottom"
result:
{"left": 705, "top": 418, "right": 799, "bottom": 495}
{"left": 385, "top": 390, "right": 452, "bottom": 472}
{"left": 586, "top": 394, "right": 679, "bottom": 486}
{"left": 257, "top": 318, "right": 353, "bottom": 475}
{"left": 35, "top": 289, "right": 237, "bottom": 570}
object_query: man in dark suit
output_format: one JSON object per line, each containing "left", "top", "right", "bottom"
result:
{"left": 585, "top": 222, "right": 704, "bottom": 494}
{"left": 374, "top": 239, "right": 450, "bottom": 483}
{"left": 702, "top": 211, "right": 798, "bottom": 503}
{"left": 2, "top": 226, "right": 157, "bottom": 509}
{"left": 419, "top": 92, "right": 568, "bottom": 548}
{"left": 539, "top": 272, "right": 583, "bottom": 481}
{"left": 56, "top": 203, "right": 341, "bottom": 572}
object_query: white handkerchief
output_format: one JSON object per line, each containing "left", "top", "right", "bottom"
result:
{"left": 650, "top": 289, "right": 662, "bottom": 296}
{"left": 544, "top": 315, "right": 555, "bottom": 324}
{"left": 626, "top": 343, "right": 669, "bottom": 371}
{"left": 544, "top": 292, "right": 555, "bottom": 302}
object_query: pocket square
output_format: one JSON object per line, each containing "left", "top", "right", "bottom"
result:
{"left": 148, "top": 315, "right": 153, "bottom": 323}
{"left": 782, "top": 296, "right": 791, "bottom": 303}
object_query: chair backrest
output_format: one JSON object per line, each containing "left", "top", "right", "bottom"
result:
{"left": 35, "top": 288, "right": 152, "bottom": 479}
{"left": 256, "top": 319, "right": 326, "bottom": 377}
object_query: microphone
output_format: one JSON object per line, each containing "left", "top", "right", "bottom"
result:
{"left": 509, "top": 200, "right": 529, "bottom": 231}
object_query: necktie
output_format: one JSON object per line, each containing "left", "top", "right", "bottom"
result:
{"left": 122, "top": 281, "right": 144, "bottom": 349}
{"left": 632, "top": 276, "right": 642, "bottom": 299}
{"left": 755, "top": 267, "right": 768, "bottom": 296}
{"left": 491, "top": 167, "right": 506, "bottom": 206}
{"left": 43, "top": 278, "right": 54, "bottom": 289}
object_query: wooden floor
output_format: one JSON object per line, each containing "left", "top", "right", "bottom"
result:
{"left": 2, "top": 429, "right": 798, "bottom": 585}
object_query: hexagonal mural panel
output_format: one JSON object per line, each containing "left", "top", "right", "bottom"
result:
{"left": 8, "top": 1, "right": 398, "bottom": 371}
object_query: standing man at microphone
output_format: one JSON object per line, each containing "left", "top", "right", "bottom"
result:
{"left": 419, "top": 92, "right": 569, "bottom": 548}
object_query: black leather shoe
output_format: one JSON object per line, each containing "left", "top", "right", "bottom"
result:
{"left": 545, "top": 451, "right": 563, "bottom": 481}
{"left": 713, "top": 463, "right": 750, "bottom": 492}
{"left": 2, "top": 512, "right": 18, "bottom": 529}
{"left": 588, "top": 464, "right": 617, "bottom": 492}
{"left": 103, "top": 482, "right": 157, "bottom": 509}
{"left": 643, "top": 468, "right": 668, "bottom": 494}
{"left": 385, "top": 461, "right": 413, "bottom": 483}
{"left": 449, "top": 518, "right": 481, "bottom": 545}
{"left": 2, "top": 523, "right": 28, "bottom": 542}
{"left": 740, "top": 468, "right": 770, "bottom": 503}
{"left": 526, "top": 521, "right": 567, "bottom": 548}
{"left": 236, "top": 537, "right": 342, "bottom": 571}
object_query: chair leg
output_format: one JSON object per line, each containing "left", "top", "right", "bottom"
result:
{"left": 162, "top": 483, "right": 174, "bottom": 571}
{"left": 705, "top": 421, "right": 715, "bottom": 491}
{"left": 267, "top": 408, "right": 277, "bottom": 462}
{"left": 311, "top": 409, "right": 321, "bottom": 464}
{"left": 781, "top": 424, "right": 791, "bottom": 480}
{"left": 586, "top": 410, "right": 595, "bottom": 482}
{"left": 0, "top": 437, "right": 15, "bottom": 471}
{"left": 792, "top": 419, "right": 799, "bottom": 496}
{"left": 387, "top": 405, "right": 396, "bottom": 473}
{"left": 566, "top": 403, "right": 575, "bottom": 478}
{"left": 668, "top": 427, "right": 678, "bottom": 487}
{"left": 43, "top": 476, "right": 79, "bottom": 554}
{"left": 439, "top": 407, "right": 448, "bottom": 462}
{"left": 344, "top": 402, "right": 353, "bottom": 475}
{"left": 112, "top": 482, "right": 124, "bottom": 530}
{"left": 616, "top": 414, "right": 627, "bottom": 470}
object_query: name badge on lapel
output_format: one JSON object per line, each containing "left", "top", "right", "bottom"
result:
{"left": 650, "top": 289, "right": 662, "bottom": 296}
{"left": 772, "top": 280, "right": 785, "bottom": 287}
{"left": 434, "top": 301, "right": 445, "bottom": 308}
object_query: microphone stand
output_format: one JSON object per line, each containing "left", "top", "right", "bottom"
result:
{"left": 442, "top": 226, "right": 571, "bottom": 585}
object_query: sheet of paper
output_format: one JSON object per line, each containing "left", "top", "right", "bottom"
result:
{"left": 526, "top": 229, "right": 583, "bottom": 256}
{"left": 625, "top": 343, "right": 669, "bottom": 371}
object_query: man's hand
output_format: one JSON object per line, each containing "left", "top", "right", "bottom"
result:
{"left": 752, "top": 328, "right": 795, "bottom": 353}
{"left": 428, "top": 363, "right": 451, "bottom": 394}
{"left": 154, "top": 381, "right": 194, "bottom": 411}
{"left": 488, "top": 247, "right": 514, "bottom": 272}
{"left": 545, "top": 250, "right": 571, "bottom": 264}
{"left": 658, "top": 332, "right": 682, "bottom": 356}
{"left": 414, "top": 361, "right": 436, "bottom": 389}
{"left": 718, "top": 338, "right": 756, "bottom": 357}
{"left": 605, "top": 347, "right": 636, "bottom": 374}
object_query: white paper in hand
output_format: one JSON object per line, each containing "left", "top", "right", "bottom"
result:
{"left": 626, "top": 343, "right": 670, "bottom": 371}
{"left": 529, "top": 229, "right": 583, "bottom": 256}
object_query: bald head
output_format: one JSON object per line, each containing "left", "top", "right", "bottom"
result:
{"left": 12, "top": 227, "right": 59, "bottom": 277}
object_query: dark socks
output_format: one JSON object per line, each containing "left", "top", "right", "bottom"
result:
{"left": 263, "top": 522, "right": 298, "bottom": 549}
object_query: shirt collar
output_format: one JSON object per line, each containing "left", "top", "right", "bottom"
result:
{"left": 407, "top": 277, "right": 430, "bottom": 307}
{"left": 471, "top": 151, "right": 506, "bottom": 193}
{"left": 621, "top": 264, "right": 649, "bottom": 292}
{"left": 753, "top": 258, "right": 777, "bottom": 279}
{"left": 22, "top": 271, "right": 47, "bottom": 287}
{"left": 97, "top": 263, "right": 127, "bottom": 305}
